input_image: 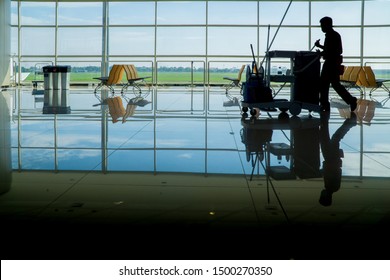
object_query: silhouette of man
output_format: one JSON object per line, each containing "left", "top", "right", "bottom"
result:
{"left": 319, "top": 112, "right": 357, "bottom": 206}
{"left": 315, "top": 16, "right": 357, "bottom": 112}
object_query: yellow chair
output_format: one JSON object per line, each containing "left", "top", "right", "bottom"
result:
{"left": 223, "top": 64, "right": 246, "bottom": 95}
{"left": 340, "top": 66, "right": 353, "bottom": 82}
{"left": 339, "top": 66, "right": 365, "bottom": 94}
{"left": 121, "top": 64, "right": 152, "bottom": 96}
{"left": 362, "top": 66, "right": 390, "bottom": 96}
{"left": 93, "top": 64, "right": 124, "bottom": 94}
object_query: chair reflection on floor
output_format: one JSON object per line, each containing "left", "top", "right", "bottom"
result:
{"left": 121, "top": 96, "right": 151, "bottom": 123}
{"left": 102, "top": 95, "right": 152, "bottom": 123}
{"left": 334, "top": 98, "right": 376, "bottom": 125}
{"left": 106, "top": 96, "right": 126, "bottom": 123}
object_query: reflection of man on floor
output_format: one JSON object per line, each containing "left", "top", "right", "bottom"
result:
{"left": 319, "top": 112, "right": 357, "bottom": 206}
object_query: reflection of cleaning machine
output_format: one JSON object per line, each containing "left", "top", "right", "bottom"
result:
{"left": 241, "top": 116, "right": 322, "bottom": 181}
{"left": 240, "top": 115, "right": 322, "bottom": 224}
{"left": 241, "top": 46, "right": 321, "bottom": 117}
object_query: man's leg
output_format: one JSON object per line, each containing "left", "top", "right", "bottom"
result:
{"left": 319, "top": 72, "right": 331, "bottom": 111}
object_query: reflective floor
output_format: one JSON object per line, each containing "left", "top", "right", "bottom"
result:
{"left": 1, "top": 85, "right": 390, "bottom": 259}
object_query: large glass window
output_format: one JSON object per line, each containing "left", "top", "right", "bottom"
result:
{"left": 10, "top": 0, "right": 390, "bottom": 84}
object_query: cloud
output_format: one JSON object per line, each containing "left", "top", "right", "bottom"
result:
{"left": 177, "top": 153, "right": 193, "bottom": 159}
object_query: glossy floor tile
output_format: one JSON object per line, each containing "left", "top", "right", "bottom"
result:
{"left": 1, "top": 86, "right": 390, "bottom": 259}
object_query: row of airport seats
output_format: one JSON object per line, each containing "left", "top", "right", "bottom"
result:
{"left": 93, "top": 64, "right": 151, "bottom": 95}
{"left": 340, "top": 65, "right": 390, "bottom": 96}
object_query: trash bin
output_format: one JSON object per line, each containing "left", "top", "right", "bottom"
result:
{"left": 43, "top": 65, "right": 71, "bottom": 91}
{"left": 59, "top": 65, "right": 71, "bottom": 90}
{"left": 43, "top": 66, "right": 53, "bottom": 90}
{"left": 42, "top": 65, "right": 71, "bottom": 114}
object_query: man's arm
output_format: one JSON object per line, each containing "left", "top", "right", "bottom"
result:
{"left": 314, "top": 39, "right": 324, "bottom": 49}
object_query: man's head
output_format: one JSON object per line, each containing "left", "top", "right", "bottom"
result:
{"left": 320, "top": 16, "right": 333, "bottom": 33}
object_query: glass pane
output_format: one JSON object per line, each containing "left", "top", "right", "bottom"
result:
{"left": 58, "top": 27, "right": 102, "bottom": 55}
{"left": 11, "top": 1, "right": 18, "bottom": 26}
{"left": 364, "top": 0, "right": 390, "bottom": 25}
{"left": 208, "top": 1, "right": 257, "bottom": 25}
{"left": 364, "top": 27, "right": 390, "bottom": 57}
{"left": 20, "top": 1, "right": 55, "bottom": 25}
{"left": 208, "top": 27, "right": 257, "bottom": 56}
{"left": 156, "top": 27, "right": 205, "bottom": 55}
{"left": 362, "top": 59, "right": 390, "bottom": 80}
{"left": 260, "top": 27, "right": 308, "bottom": 53}
{"left": 260, "top": 1, "right": 308, "bottom": 25}
{"left": 55, "top": 62, "right": 101, "bottom": 84}
{"left": 21, "top": 28, "right": 55, "bottom": 55}
{"left": 109, "top": 27, "right": 154, "bottom": 55}
{"left": 11, "top": 27, "right": 17, "bottom": 55}
{"left": 58, "top": 2, "right": 102, "bottom": 25}
{"left": 339, "top": 28, "right": 361, "bottom": 57}
{"left": 109, "top": 1, "right": 155, "bottom": 25}
{"left": 156, "top": 61, "right": 205, "bottom": 86}
{"left": 311, "top": 1, "right": 361, "bottom": 26}
{"left": 311, "top": 27, "right": 360, "bottom": 57}
{"left": 157, "top": 1, "right": 206, "bottom": 25}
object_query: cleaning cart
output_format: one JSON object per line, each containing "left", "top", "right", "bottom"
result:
{"left": 241, "top": 48, "right": 321, "bottom": 117}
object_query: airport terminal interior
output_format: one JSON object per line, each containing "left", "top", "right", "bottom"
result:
{"left": 1, "top": 0, "right": 390, "bottom": 259}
